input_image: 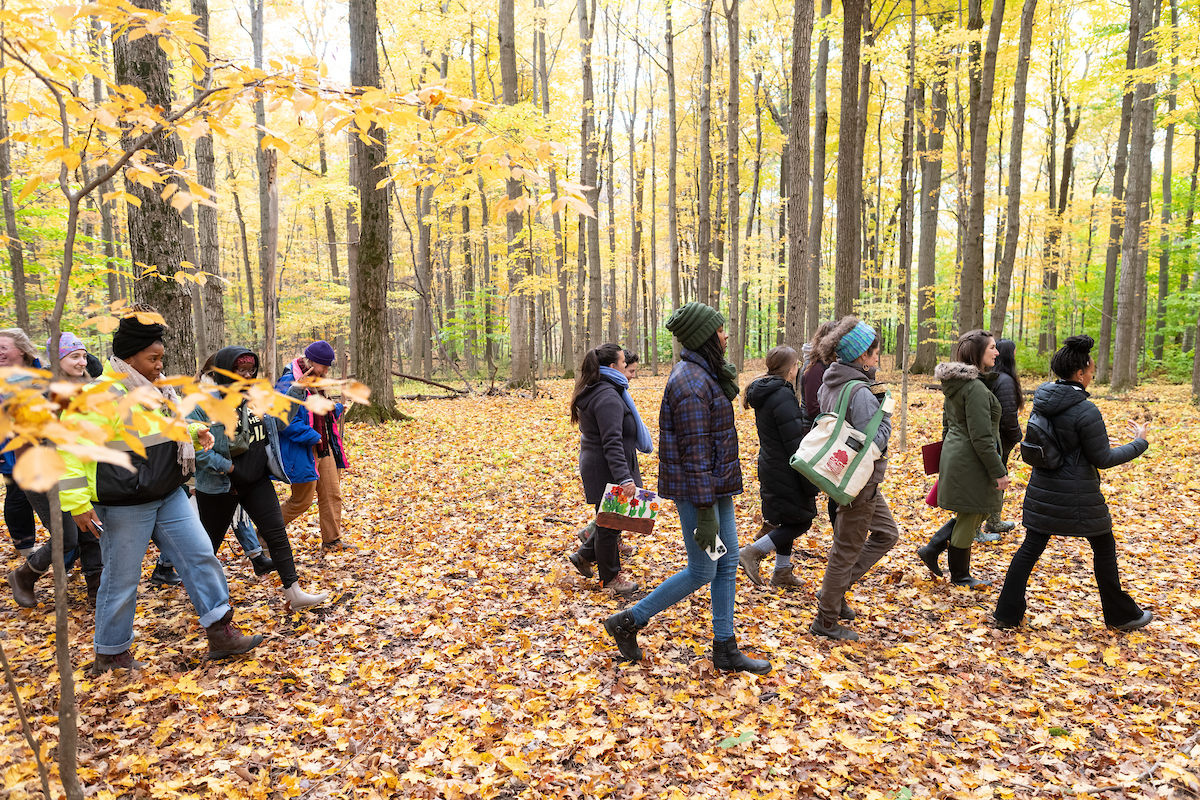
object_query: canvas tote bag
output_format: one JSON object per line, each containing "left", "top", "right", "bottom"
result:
{"left": 789, "top": 380, "right": 889, "bottom": 506}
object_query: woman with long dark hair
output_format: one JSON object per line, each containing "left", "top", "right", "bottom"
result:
{"left": 738, "top": 345, "right": 819, "bottom": 589}
{"left": 567, "top": 343, "right": 645, "bottom": 596}
{"left": 994, "top": 335, "right": 1152, "bottom": 631}
{"left": 916, "top": 329, "right": 1009, "bottom": 587}
{"left": 978, "top": 338, "right": 1023, "bottom": 539}
{"left": 604, "top": 302, "right": 770, "bottom": 673}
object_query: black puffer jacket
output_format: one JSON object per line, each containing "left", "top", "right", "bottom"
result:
{"left": 991, "top": 370, "right": 1023, "bottom": 460}
{"left": 1021, "top": 380, "right": 1148, "bottom": 538}
{"left": 745, "top": 376, "right": 818, "bottom": 526}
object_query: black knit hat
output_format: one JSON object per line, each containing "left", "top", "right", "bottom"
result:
{"left": 112, "top": 315, "right": 166, "bottom": 360}
{"left": 665, "top": 302, "right": 724, "bottom": 351}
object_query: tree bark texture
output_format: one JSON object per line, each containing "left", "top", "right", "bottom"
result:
{"left": 499, "top": 0, "right": 533, "bottom": 386}
{"left": 697, "top": 0, "right": 714, "bottom": 309}
{"left": 833, "top": 0, "right": 864, "bottom": 317}
{"left": 912, "top": 27, "right": 949, "bottom": 373}
{"left": 807, "top": 0, "right": 832, "bottom": 332}
{"left": 725, "top": 0, "right": 741, "bottom": 368}
{"left": 785, "top": 0, "right": 813, "bottom": 346}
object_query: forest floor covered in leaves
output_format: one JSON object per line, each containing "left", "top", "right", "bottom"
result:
{"left": 2, "top": 371, "right": 1200, "bottom": 799}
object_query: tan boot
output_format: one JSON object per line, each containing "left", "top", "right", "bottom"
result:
{"left": 283, "top": 582, "right": 328, "bottom": 611}
{"left": 769, "top": 565, "right": 804, "bottom": 589}
{"left": 603, "top": 572, "right": 638, "bottom": 598}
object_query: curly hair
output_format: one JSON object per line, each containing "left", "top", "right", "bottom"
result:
{"left": 1050, "top": 334, "right": 1094, "bottom": 382}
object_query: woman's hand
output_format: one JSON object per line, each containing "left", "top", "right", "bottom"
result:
{"left": 620, "top": 481, "right": 637, "bottom": 498}
{"left": 1129, "top": 421, "right": 1150, "bottom": 441}
{"left": 996, "top": 475, "right": 1011, "bottom": 491}
{"left": 196, "top": 427, "right": 215, "bottom": 451}
{"left": 74, "top": 509, "right": 102, "bottom": 536}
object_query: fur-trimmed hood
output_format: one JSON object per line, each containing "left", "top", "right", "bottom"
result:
{"left": 816, "top": 316, "right": 864, "bottom": 364}
{"left": 934, "top": 361, "right": 979, "bottom": 382}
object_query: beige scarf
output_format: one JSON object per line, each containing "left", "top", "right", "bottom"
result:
{"left": 109, "top": 355, "right": 196, "bottom": 474}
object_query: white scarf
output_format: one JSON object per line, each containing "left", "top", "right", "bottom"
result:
{"left": 110, "top": 355, "right": 196, "bottom": 474}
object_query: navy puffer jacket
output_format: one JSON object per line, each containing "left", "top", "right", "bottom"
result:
{"left": 1021, "top": 380, "right": 1148, "bottom": 537}
{"left": 657, "top": 349, "right": 742, "bottom": 506}
{"left": 745, "top": 375, "right": 818, "bottom": 525}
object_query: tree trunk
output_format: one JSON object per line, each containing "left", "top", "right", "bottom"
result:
{"left": 1153, "top": 0, "right": 1177, "bottom": 360}
{"left": 833, "top": 0, "right": 865, "bottom": 316}
{"left": 807, "top": 0, "right": 832, "bottom": 331}
{"left": 785, "top": 0, "right": 814, "bottom": 345}
{"left": 960, "top": 0, "right": 1006, "bottom": 333}
{"left": 697, "top": 0, "right": 714, "bottom": 309}
{"left": 1097, "top": 0, "right": 1140, "bottom": 380}
{"left": 912, "top": 26, "right": 949, "bottom": 373}
{"left": 228, "top": 155, "right": 257, "bottom": 338}
{"left": 1112, "top": 0, "right": 1158, "bottom": 391}
{"left": 990, "top": 0, "right": 1038, "bottom": 338}
{"left": 725, "top": 0, "right": 741, "bottom": 367}
{"left": 0, "top": 77, "right": 27, "bottom": 330}
{"left": 190, "top": 0, "right": 224, "bottom": 354}
{"left": 898, "top": 0, "right": 916, "bottom": 448}
{"left": 667, "top": 0, "right": 681, "bottom": 359}
{"left": 260, "top": 150, "right": 278, "bottom": 384}
{"left": 113, "top": 0, "right": 195, "bottom": 369}
{"left": 579, "top": 0, "right": 602, "bottom": 350}
{"left": 500, "top": 0, "right": 532, "bottom": 386}
{"left": 348, "top": 0, "right": 397, "bottom": 417}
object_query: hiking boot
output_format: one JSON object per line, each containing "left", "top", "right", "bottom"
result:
{"left": 816, "top": 589, "right": 856, "bottom": 621}
{"left": 568, "top": 550, "right": 595, "bottom": 579}
{"left": 8, "top": 562, "right": 41, "bottom": 608}
{"left": 992, "top": 614, "right": 1022, "bottom": 630}
{"left": 250, "top": 553, "right": 276, "bottom": 577}
{"left": 1112, "top": 609, "right": 1153, "bottom": 632}
{"left": 738, "top": 546, "right": 766, "bottom": 586}
{"left": 603, "top": 572, "right": 638, "bottom": 597}
{"left": 712, "top": 635, "right": 771, "bottom": 674}
{"left": 92, "top": 650, "right": 146, "bottom": 674}
{"left": 149, "top": 564, "right": 182, "bottom": 586}
{"left": 205, "top": 610, "right": 264, "bottom": 660}
{"left": 283, "top": 582, "right": 328, "bottom": 611}
{"left": 84, "top": 572, "right": 101, "bottom": 608}
{"left": 809, "top": 617, "right": 859, "bottom": 641}
{"left": 769, "top": 565, "right": 804, "bottom": 589}
{"left": 983, "top": 512, "right": 1016, "bottom": 533}
{"left": 975, "top": 530, "right": 1002, "bottom": 543}
{"left": 321, "top": 538, "right": 359, "bottom": 553}
{"left": 603, "top": 609, "right": 643, "bottom": 662}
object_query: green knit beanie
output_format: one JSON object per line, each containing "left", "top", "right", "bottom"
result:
{"left": 665, "top": 302, "right": 725, "bottom": 351}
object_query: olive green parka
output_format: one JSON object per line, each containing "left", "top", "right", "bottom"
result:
{"left": 934, "top": 361, "right": 1007, "bottom": 515}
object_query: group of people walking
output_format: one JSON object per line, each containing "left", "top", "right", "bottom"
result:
{"left": 3, "top": 312, "right": 358, "bottom": 673}
{"left": 568, "top": 303, "right": 1154, "bottom": 674}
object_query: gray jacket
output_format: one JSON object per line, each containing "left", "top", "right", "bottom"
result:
{"left": 817, "top": 360, "right": 892, "bottom": 484}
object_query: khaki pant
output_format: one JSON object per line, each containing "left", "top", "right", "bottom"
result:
{"left": 280, "top": 454, "right": 344, "bottom": 544}
{"left": 817, "top": 483, "right": 899, "bottom": 626}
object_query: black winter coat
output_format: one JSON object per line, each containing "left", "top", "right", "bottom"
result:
{"left": 745, "top": 376, "right": 818, "bottom": 526}
{"left": 1021, "top": 380, "right": 1148, "bottom": 538}
{"left": 991, "top": 371, "right": 1023, "bottom": 460}
{"left": 576, "top": 377, "right": 642, "bottom": 504}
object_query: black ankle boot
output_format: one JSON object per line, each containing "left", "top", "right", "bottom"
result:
{"left": 250, "top": 553, "right": 276, "bottom": 577}
{"left": 948, "top": 545, "right": 991, "bottom": 589}
{"left": 603, "top": 610, "right": 643, "bottom": 662}
{"left": 712, "top": 635, "right": 771, "bottom": 674}
{"left": 917, "top": 520, "right": 955, "bottom": 577}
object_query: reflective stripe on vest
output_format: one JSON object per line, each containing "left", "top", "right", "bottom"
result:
{"left": 58, "top": 477, "right": 89, "bottom": 491}
{"left": 105, "top": 432, "right": 172, "bottom": 452}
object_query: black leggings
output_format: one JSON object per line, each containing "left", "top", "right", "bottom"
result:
{"left": 994, "top": 531, "right": 1142, "bottom": 626}
{"left": 765, "top": 495, "right": 819, "bottom": 556}
{"left": 4, "top": 476, "right": 36, "bottom": 550}
{"left": 196, "top": 475, "right": 299, "bottom": 589}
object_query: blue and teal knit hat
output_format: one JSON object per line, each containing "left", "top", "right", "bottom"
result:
{"left": 835, "top": 321, "right": 877, "bottom": 362}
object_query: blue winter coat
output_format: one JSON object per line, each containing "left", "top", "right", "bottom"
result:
{"left": 187, "top": 403, "right": 307, "bottom": 494}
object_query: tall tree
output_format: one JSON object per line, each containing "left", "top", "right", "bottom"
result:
{"left": 666, "top": 0, "right": 681, "bottom": 358}
{"left": 807, "top": 0, "right": 833, "bottom": 331}
{"left": 697, "top": 0, "right": 714, "bottom": 307}
{"left": 912, "top": 17, "right": 950, "bottom": 373}
{"left": 348, "top": 0, "right": 397, "bottom": 417}
{"left": 1097, "top": 0, "right": 1141, "bottom": 380}
{"left": 192, "top": 0, "right": 224, "bottom": 354}
{"left": 251, "top": 0, "right": 275, "bottom": 378}
{"left": 580, "top": 0, "right": 602, "bottom": 350}
{"left": 499, "top": 0, "right": 533, "bottom": 386}
{"left": 113, "top": 0, "right": 195, "bottom": 367}
{"left": 785, "top": 0, "right": 814, "bottom": 344}
{"left": 989, "top": 0, "right": 1038, "bottom": 337}
{"left": 724, "top": 0, "right": 742, "bottom": 367}
{"left": 833, "top": 0, "right": 865, "bottom": 316}
{"left": 0, "top": 73, "right": 27, "bottom": 330}
{"left": 958, "top": 0, "right": 1006, "bottom": 333}
{"left": 1152, "top": 0, "right": 1178, "bottom": 361}
{"left": 1111, "top": 0, "right": 1159, "bottom": 391}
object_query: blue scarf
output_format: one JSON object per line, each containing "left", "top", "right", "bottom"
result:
{"left": 599, "top": 366, "right": 653, "bottom": 454}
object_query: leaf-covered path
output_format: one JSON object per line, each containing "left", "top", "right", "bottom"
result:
{"left": 3, "top": 377, "right": 1200, "bottom": 798}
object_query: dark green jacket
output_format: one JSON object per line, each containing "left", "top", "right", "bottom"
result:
{"left": 934, "top": 361, "right": 1006, "bottom": 515}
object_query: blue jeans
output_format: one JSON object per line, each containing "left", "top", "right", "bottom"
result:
{"left": 93, "top": 487, "right": 231, "bottom": 654}
{"left": 232, "top": 509, "right": 262, "bottom": 557}
{"left": 630, "top": 497, "right": 739, "bottom": 640}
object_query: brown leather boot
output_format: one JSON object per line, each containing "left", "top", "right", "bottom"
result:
{"left": 92, "top": 650, "right": 146, "bottom": 674}
{"left": 769, "top": 566, "right": 804, "bottom": 589}
{"left": 85, "top": 573, "right": 101, "bottom": 608}
{"left": 8, "top": 562, "right": 41, "bottom": 608}
{"left": 205, "top": 611, "right": 264, "bottom": 660}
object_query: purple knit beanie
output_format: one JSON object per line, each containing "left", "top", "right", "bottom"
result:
{"left": 46, "top": 332, "right": 87, "bottom": 359}
{"left": 304, "top": 340, "right": 336, "bottom": 366}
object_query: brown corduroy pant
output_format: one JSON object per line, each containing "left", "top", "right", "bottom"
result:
{"left": 280, "top": 454, "right": 343, "bottom": 544}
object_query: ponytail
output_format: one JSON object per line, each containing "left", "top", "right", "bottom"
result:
{"left": 570, "top": 343, "right": 622, "bottom": 424}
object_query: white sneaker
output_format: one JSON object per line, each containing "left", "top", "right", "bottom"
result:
{"left": 283, "top": 582, "right": 328, "bottom": 610}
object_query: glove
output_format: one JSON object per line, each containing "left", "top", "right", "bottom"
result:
{"left": 693, "top": 506, "right": 719, "bottom": 552}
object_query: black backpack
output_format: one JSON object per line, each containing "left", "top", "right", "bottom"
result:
{"left": 1020, "top": 410, "right": 1064, "bottom": 470}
